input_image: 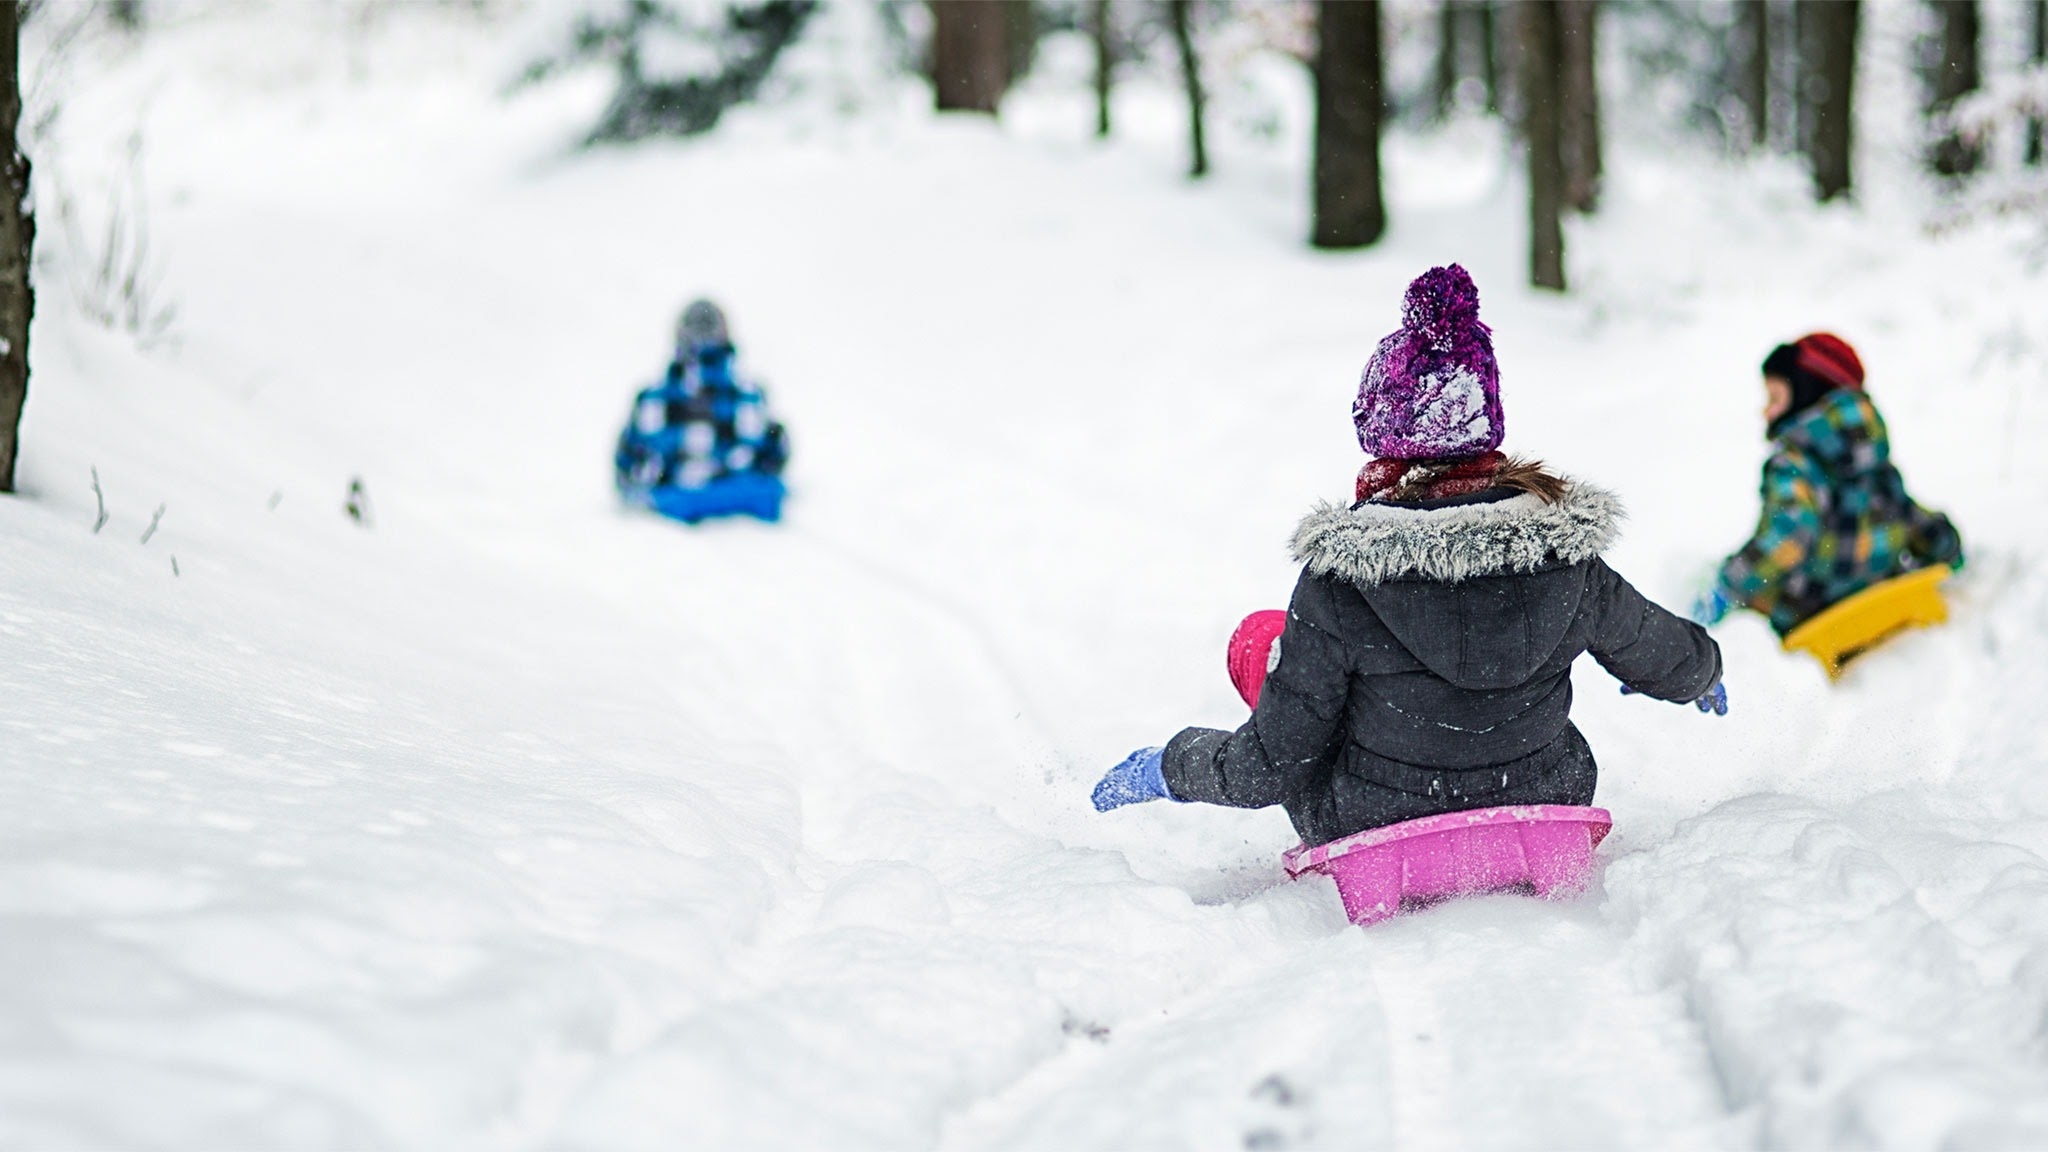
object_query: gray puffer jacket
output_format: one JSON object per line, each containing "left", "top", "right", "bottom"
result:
{"left": 1161, "top": 481, "right": 1721, "bottom": 847}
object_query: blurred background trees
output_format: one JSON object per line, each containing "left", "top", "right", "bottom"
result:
{"left": 493, "top": 0, "right": 2048, "bottom": 282}
{"left": 513, "top": 0, "right": 820, "bottom": 143}
{"left": 14, "top": 0, "right": 2048, "bottom": 385}
{"left": 6, "top": 0, "right": 2042, "bottom": 504}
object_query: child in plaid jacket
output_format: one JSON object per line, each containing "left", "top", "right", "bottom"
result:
{"left": 1704, "top": 334, "right": 1962, "bottom": 635}
{"left": 615, "top": 300, "right": 790, "bottom": 523}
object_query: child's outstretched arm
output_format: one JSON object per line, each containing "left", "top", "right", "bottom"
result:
{"left": 1154, "top": 572, "right": 1352, "bottom": 812}
{"left": 1585, "top": 558, "right": 1724, "bottom": 704}
{"left": 1906, "top": 500, "right": 1965, "bottom": 571}
{"left": 1715, "top": 452, "right": 1825, "bottom": 622}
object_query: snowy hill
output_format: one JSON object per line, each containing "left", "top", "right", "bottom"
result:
{"left": 5, "top": 5, "right": 2048, "bottom": 1149}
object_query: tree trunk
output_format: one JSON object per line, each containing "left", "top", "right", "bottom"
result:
{"left": 1093, "top": 0, "right": 1112, "bottom": 138}
{"left": 2030, "top": 0, "right": 2046, "bottom": 166}
{"left": 1794, "top": 0, "right": 1815, "bottom": 158}
{"left": 930, "top": 0, "right": 1007, "bottom": 114}
{"left": 1434, "top": 0, "right": 1458, "bottom": 121}
{"left": 1770, "top": 0, "right": 1798, "bottom": 149}
{"left": 1737, "top": 0, "right": 1769, "bottom": 150}
{"left": 1002, "top": 0, "right": 1036, "bottom": 91}
{"left": 1559, "top": 0, "right": 1601, "bottom": 213}
{"left": 0, "top": 1, "right": 31, "bottom": 495}
{"left": 1520, "top": 0, "right": 1566, "bottom": 289}
{"left": 1930, "top": 0, "right": 1981, "bottom": 177}
{"left": 1168, "top": 0, "right": 1207, "bottom": 178}
{"left": 1806, "top": 0, "right": 1858, "bottom": 202}
{"left": 1478, "top": 1, "right": 1501, "bottom": 114}
{"left": 1312, "top": 0, "right": 1386, "bottom": 249}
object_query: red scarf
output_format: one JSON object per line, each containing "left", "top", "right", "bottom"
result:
{"left": 1355, "top": 451, "right": 1507, "bottom": 504}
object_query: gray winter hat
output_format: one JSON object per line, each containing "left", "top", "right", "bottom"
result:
{"left": 676, "top": 299, "right": 729, "bottom": 349}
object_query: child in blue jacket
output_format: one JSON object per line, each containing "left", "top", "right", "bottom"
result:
{"left": 615, "top": 300, "right": 790, "bottom": 523}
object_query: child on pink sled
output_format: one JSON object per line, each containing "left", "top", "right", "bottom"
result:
{"left": 1092, "top": 266, "right": 1726, "bottom": 924}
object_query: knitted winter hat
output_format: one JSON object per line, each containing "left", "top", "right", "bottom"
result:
{"left": 676, "top": 299, "right": 730, "bottom": 350}
{"left": 1790, "top": 332, "right": 1864, "bottom": 392}
{"left": 1354, "top": 265, "right": 1504, "bottom": 460}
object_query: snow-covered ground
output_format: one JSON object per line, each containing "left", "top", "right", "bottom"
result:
{"left": 5, "top": 5, "right": 2048, "bottom": 1149}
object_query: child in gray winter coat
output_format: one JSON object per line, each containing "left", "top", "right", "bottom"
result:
{"left": 1091, "top": 266, "right": 1726, "bottom": 848}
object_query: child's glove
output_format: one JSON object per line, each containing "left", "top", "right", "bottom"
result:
{"left": 1690, "top": 586, "right": 1732, "bottom": 627}
{"left": 1694, "top": 681, "right": 1729, "bottom": 716}
{"left": 1620, "top": 681, "right": 1730, "bottom": 716}
{"left": 1091, "top": 746, "right": 1173, "bottom": 811}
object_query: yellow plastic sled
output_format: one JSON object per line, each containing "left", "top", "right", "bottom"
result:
{"left": 1781, "top": 566, "right": 1952, "bottom": 679}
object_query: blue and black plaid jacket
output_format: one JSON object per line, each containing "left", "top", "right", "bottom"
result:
{"left": 615, "top": 343, "right": 789, "bottom": 494}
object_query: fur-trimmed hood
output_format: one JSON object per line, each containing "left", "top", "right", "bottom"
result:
{"left": 1291, "top": 480, "right": 1624, "bottom": 587}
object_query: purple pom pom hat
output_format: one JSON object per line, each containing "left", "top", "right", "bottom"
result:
{"left": 1353, "top": 264, "right": 1504, "bottom": 461}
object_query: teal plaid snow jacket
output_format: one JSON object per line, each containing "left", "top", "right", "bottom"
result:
{"left": 1716, "top": 388, "right": 1962, "bottom": 635}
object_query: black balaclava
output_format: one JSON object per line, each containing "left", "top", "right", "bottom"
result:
{"left": 1762, "top": 343, "right": 1837, "bottom": 438}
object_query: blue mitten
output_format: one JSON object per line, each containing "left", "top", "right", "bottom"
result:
{"left": 1690, "top": 586, "right": 1732, "bottom": 627}
{"left": 1091, "top": 746, "right": 1173, "bottom": 812}
{"left": 1619, "top": 681, "right": 1730, "bottom": 716}
{"left": 1694, "top": 681, "right": 1729, "bottom": 716}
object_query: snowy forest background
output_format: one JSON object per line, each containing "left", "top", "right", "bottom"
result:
{"left": 3, "top": 1, "right": 2048, "bottom": 1149}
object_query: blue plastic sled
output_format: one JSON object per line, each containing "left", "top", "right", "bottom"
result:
{"left": 627, "top": 473, "right": 785, "bottom": 525}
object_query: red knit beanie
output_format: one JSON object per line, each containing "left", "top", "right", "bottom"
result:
{"left": 1793, "top": 333, "right": 1864, "bottom": 392}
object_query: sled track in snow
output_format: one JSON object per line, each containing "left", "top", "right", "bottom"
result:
{"left": 940, "top": 891, "right": 1739, "bottom": 1150}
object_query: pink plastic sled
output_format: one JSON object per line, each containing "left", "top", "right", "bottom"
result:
{"left": 1283, "top": 805, "right": 1613, "bottom": 926}
{"left": 1228, "top": 610, "right": 1612, "bottom": 926}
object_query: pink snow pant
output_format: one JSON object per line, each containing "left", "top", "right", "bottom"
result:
{"left": 1227, "top": 610, "right": 1288, "bottom": 709}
